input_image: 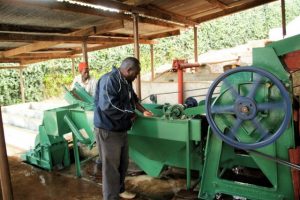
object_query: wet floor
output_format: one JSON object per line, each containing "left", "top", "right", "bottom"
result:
{"left": 2, "top": 156, "right": 199, "bottom": 200}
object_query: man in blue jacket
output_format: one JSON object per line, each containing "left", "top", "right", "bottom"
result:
{"left": 94, "top": 57, "right": 153, "bottom": 200}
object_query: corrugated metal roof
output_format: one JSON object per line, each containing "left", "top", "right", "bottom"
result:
{"left": 0, "top": 0, "right": 277, "bottom": 66}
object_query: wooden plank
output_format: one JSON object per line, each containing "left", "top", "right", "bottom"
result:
{"left": 1, "top": 20, "right": 124, "bottom": 58}
{"left": 72, "top": 42, "right": 130, "bottom": 53}
{"left": 0, "top": 32, "right": 156, "bottom": 43}
{"left": 144, "top": 29, "right": 180, "bottom": 40}
{"left": 207, "top": 0, "right": 228, "bottom": 9}
{"left": 2, "top": 42, "right": 61, "bottom": 58}
{"left": 0, "top": 66, "right": 26, "bottom": 70}
{"left": 0, "top": 24, "right": 76, "bottom": 34}
{"left": 194, "top": 0, "right": 276, "bottom": 23}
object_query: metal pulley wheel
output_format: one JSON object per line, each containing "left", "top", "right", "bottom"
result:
{"left": 205, "top": 67, "right": 292, "bottom": 149}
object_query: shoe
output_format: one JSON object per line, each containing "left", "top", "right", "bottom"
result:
{"left": 119, "top": 191, "right": 136, "bottom": 199}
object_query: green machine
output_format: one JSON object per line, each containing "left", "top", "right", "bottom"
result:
{"left": 128, "top": 34, "right": 300, "bottom": 200}
{"left": 21, "top": 83, "right": 96, "bottom": 177}
{"left": 22, "top": 35, "right": 300, "bottom": 199}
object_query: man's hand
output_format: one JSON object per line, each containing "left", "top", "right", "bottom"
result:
{"left": 143, "top": 110, "right": 154, "bottom": 117}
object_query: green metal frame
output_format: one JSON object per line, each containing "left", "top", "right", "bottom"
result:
{"left": 199, "top": 34, "right": 300, "bottom": 199}
{"left": 128, "top": 115, "right": 205, "bottom": 189}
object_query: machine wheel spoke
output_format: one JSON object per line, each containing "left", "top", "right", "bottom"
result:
{"left": 251, "top": 118, "right": 271, "bottom": 141}
{"left": 247, "top": 76, "right": 263, "bottom": 99}
{"left": 223, "top": 79, "right": 240, "bottom": 98}
{"left": 227, "top": 118, "right": 243, "bottom": 140}
{"left": 257, "top": 101, "right": 284, "bottom": 111}
{"left": 212, "top": 105, "right": 235, "bottom": 114}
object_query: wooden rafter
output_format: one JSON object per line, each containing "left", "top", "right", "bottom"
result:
{"left": 0, "top": 24, "right": 76, "bottom": 34}
{"left": 207, "top": 0, "right": 228, "bottom": 9}
{"left": 0, "top": 66, "right": 26, "bottom": 70}
{"left": 1, "top": 20, "right": 125, "bottom": 58}
{"left": 195, "top": 0, "right": 277, "bottom": 23}
{"left": 79, "top": 0, "right": 197, "bottom": 26}
{"left": 18, "top": 42, "right": 130, "bottom": 65}
{"left": 0, "top": 32, "right": 155, "bottom": 44}
{"left": 143, "top": 30, "right": 180, "bottom": 40}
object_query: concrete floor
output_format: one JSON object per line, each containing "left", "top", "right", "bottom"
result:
{"left": 2, "top": 155, "right": 196, "bottom": 200}
{"left": 2, "top": 126, "right": 197, "bottom": 200}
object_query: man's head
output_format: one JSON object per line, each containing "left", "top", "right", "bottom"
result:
{"left": 119, "top": 57, "right": 141, "bottom": 82}
{"left": 78, "top": 62, "right": 90, "bottom": 81}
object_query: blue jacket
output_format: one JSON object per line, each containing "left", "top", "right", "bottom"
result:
{"left": 94, "top": 67, "right": 138, "bottom": 131}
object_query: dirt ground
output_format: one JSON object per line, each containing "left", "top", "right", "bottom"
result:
{"left": 1, "top": 156, "right": 198, "bottom": 200}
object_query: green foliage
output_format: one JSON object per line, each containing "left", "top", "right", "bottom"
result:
{"left": 0, "top": 69, "right": 21, "bottom": 105}
{"left": 0, "top": 0, "right": 299, "bottom": 105}
{"left": 43, "top": 73, "right": 73, "bottom": 99}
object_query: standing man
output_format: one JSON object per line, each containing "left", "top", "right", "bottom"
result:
{"left": 94, "top": 57, "right": 153, "bottom": 200}
{"left": 71, "top": 62, "right": 97, "bottom": 97}
{"left": 71, "top": 61, "right": 101, "bottom": 174}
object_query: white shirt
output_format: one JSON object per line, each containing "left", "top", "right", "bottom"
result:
{"left": 71, "top": 75, "right": 97, "bottom": 97}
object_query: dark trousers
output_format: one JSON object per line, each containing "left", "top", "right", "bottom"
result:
{"left": 95, "top": 128, "right": 129, "bottom": 200}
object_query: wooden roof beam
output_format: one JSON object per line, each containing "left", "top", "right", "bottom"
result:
{"left": 143, "top": 30, "right": 180, "bottom": 40}
{"left": 0, "top": 20, "right": 124, "bottom": 58}
{"left": 0, "top": 66, "right": 26, "bottom": 70}
{"left": 79, "top": 0, "right": 197, "bottom": 26}
{"left": 207, "top": 0, "right": 229, "bottom": 9}
{"left": 18, "top": 42, "right": 130, "bottom": 65}
{"left": 195, "top": 0, "right": 277, "bottom": 23}
{"left": 0, "top": 32, "right": 155, "bottom": 44}
{"left": 0, "top": 24, "right": 76, "bottom": 34}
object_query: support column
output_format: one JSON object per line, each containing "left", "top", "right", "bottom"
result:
{"left": 281, "top": 0, "right": 286, "bottom": 38}
{"left": 194, "top": 26, "right": 198, "bottom": 63}
{"left": 150, "top": 44, "right": 154, "bottom": 81}
{"left": 19, "top": 68, "right": 25, "bottom": 103}
{"left": 71, "top": 58, "right": 75, "bottom": 77}
{"left": 0, "top": 107, "right": 14, "bottom": 200}
{"left": 133, "top": 13, "right": 141, "bottom": 99}
{"left": 82, "top": 41, "right": 88, "bottom": 66}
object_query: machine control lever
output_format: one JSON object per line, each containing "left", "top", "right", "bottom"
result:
{"left": 248, "top": 149, "right": 300, "bottom": 171}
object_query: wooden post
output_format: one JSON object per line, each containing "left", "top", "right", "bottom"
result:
{"left": 281, "top": 0, "right": 286, "bottom": 38}
{"left": 82, "top": 41, "right": 88, "bottom": 66}
{"left": 194, "top": 26, "right": 198, "bottom": 63}
{"left": 150, "top": 44, "right": 154, "bottom": 81}
{"left": 71, "top": 58, "right": 75, "bottom": 77}
{"left": 133, "top": 13, "right": 141, "bottom": 99}
{"left": 0, "top": 107, "right": 14, "bottom": 200}
{"left": 19, "top": 68, "right": 25, "bottom": 103}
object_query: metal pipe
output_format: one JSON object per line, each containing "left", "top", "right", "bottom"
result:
{"left": 178, "top": 68, "right": 183, "bottom": 104}
{"left": 0, "top": 107, "right": 14, "bottom": 200}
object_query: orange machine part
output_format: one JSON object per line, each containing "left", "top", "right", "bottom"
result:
{"left": 283, "top": 50, "right": 300, "bottom": 72}
{"left": 289, "top": 147, "right": 300, "bottom": 200}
